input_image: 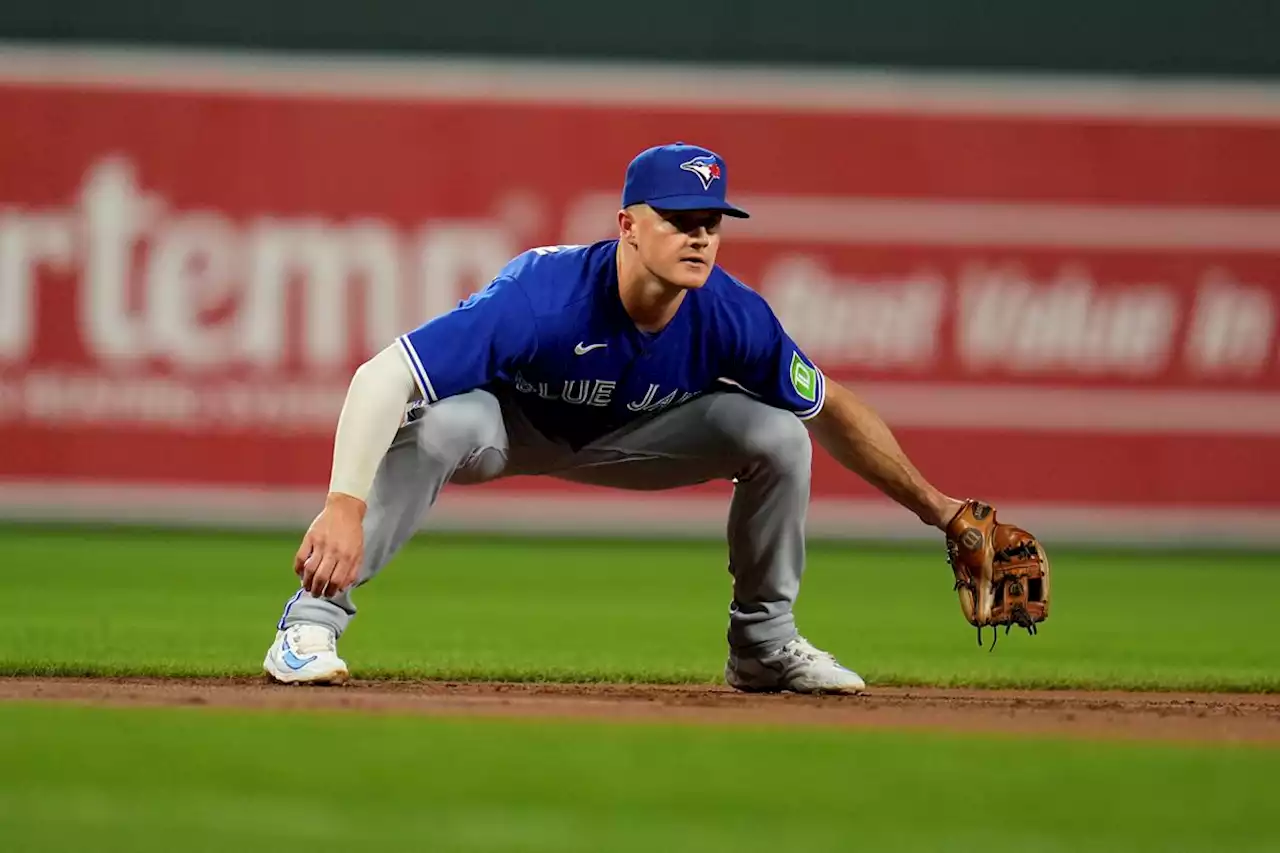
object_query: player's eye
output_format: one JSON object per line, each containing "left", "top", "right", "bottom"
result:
{"left": 677, "top": 213, "right": 720, "bottom": 234}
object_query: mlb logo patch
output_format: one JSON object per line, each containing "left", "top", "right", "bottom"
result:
{"left": 680, "top": 156, "right": 722, "bottom": 190}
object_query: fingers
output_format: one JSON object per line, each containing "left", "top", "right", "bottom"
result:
{"left": 331, "top": 547, "right": 364, "bottom": 595}
{"left": 298, "top": 545, "right": 322, "bottom": 595}
{"left": 294, "top": 538, "right": 313, "bottom": 577}
{"left": 309, "top": 551, "right": 340, "bottom": 598}
{"left": 296, "top": 532, "right": 331, "bottom": 596}
{"left": 299, "top": 541, "right": 363, "bottom": 598}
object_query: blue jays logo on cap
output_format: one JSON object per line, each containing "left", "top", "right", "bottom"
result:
{"left": 680, "top": 156, "right": 722, "bottom": 190}
{"left": 621, "top": 142, "right": 749, "bottom": 218}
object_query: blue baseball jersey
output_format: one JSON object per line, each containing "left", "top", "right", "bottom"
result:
{"left": 396, "top": 240, "right": 825, "bottom": 449}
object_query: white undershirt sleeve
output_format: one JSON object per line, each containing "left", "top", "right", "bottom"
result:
{"left": 327, "top": 343, "right": 421, "bottom": 502}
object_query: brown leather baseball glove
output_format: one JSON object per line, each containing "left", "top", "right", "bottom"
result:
{"left": 945, "top": 500, "right": 1051, "bottom": 648}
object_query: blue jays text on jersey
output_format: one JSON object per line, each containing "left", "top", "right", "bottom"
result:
{"left": 396, "top": 240, "right": 826, "bottom": 450}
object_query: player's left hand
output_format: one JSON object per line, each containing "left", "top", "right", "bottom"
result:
{"left": 295, "top": 493, "right": 367, "bottom": 598}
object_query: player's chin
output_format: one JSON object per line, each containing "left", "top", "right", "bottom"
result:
{"left": 665, "top": 260, "right": 712, "bottom": 289}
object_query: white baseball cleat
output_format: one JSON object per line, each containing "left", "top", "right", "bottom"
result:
{"left": 263, "top": 624, "right": 350, "bottom": 685}
{"left": 725, "top": 635, "right": 865, "bottom": 695}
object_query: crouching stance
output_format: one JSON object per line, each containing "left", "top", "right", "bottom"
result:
{"left": 264, "top": 143, "right": 963, "bottom": 693}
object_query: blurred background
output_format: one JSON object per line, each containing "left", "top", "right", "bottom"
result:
{"left": 1, "top": 0, "right": 1278, "bottom": 546}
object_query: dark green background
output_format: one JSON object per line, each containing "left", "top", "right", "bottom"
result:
{"left": 2, "top": 0, "right": 1276, "bottom": 77}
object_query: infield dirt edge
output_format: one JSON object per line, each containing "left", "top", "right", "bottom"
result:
{"left": 3, "top": 677, "right": 1279, "bottom": 745}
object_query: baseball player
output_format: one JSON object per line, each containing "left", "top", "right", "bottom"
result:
{"left": 263, "top": 142, "right": 964, "bottom": 694}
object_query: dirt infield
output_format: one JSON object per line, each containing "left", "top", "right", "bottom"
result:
{"left": 3, "top": 677, "right": 1279, "bottom": 744}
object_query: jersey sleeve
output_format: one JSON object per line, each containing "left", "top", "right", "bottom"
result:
{"left": 724, "top": 299, "right": 826, "bottom": 421}
{"left": 395, "top": 276, "right": 538, "bottom": 403}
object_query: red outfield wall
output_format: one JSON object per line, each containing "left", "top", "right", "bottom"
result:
{"left": 1, "top": 49, "right": 1278, "bottom": 543}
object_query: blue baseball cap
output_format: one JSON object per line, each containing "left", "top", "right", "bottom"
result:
{"left": 621, "top": 143, "right": 750, "bottom": 218}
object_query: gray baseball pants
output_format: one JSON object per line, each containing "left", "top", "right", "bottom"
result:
{"left": 278, "top": 388, "right": 812, "bottom": 653}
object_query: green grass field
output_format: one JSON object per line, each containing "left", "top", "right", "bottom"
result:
{"left": 4, "top": 525, "right": 1279, "bottom": 853}
{"left": 3, "top": 525, "right": 1278, "bottom": 691}
{"left": 1, "top": 702, "right": 1277, "bottom": 853}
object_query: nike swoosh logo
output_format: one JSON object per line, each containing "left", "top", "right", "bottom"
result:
{"left": 574, "top": 342, "right": 607, "bottom": 355}
{"left": 281, "top": 636, "right": 318, "bottom": 671}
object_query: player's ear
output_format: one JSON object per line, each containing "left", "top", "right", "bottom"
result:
{"left": 618, "top": 206, "right": 640, "bottom": 247}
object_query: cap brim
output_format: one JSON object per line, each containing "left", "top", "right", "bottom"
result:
{"left": 645, "top": 194, "right": 750, "bottom": 218}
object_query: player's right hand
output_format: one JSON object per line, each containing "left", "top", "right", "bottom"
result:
{"left": 295, "top": 493, "right": 367, "bottom": 599}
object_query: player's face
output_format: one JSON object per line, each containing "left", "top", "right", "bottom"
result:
{"left": 622, "top": 205, "right": 722, "bottom": 289}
